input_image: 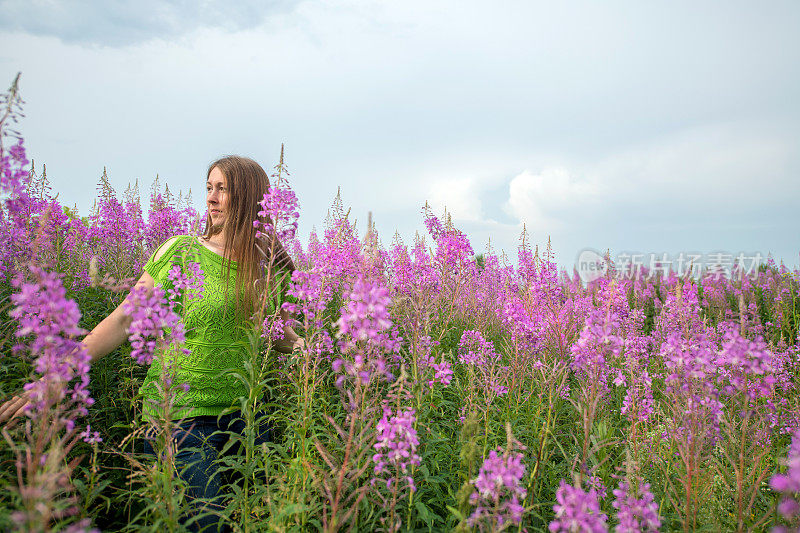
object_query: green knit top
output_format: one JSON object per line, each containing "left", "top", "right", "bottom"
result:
{"left": 139, "top": 235, "right": 286, "bottom": 422}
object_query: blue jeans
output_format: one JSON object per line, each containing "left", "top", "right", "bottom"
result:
{"left": 142, "top": 411, "right": 271, "bottom": 532}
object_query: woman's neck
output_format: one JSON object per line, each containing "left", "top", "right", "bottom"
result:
{"left": 201, "top": 233, "right": 226, "bottom": 252}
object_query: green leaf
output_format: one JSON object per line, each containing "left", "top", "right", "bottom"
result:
{"left": 415, "top": 500, "right": 435, "bottom": 526}
{"left": 446, "top": 505, "right": 464, "bottom": 521}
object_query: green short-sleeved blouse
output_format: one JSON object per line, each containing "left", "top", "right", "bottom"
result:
{"left": 139, "top": 235, "right": 285, "bottom": 421}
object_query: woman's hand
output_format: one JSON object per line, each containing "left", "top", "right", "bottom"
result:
{"left": 0, "top": 377, "right": 65, "bottom": 425}
{"left": 277, "top": 307, "right": 305, "bottom": 354}
{"left": 274, "top": 336, "right": 305, "bottom": 354}
{"left": 291, "top": 337, "right": 306, "bottom": 352}
{"left": 0, "top": 389, "right": 31, "bottom": 425}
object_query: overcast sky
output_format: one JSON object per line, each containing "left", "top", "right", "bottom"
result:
{"left": 1, "top": 0, "right": 798, "bottom": 271}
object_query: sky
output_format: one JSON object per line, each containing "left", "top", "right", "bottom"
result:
{"left": 1, "top": 0, "right": 798, "bottom": 273}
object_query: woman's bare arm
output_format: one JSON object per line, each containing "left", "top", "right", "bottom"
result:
{"left": 83, "top": 270, "right": 155, "bottom": 362}
{"left": 0, "top": 237, "right": 176, "bottom": 423}
{"left": 80, "top": 236, "right": 179, "bottom": 362}
{"left": 0, "top": 270, "right": 155, "bottom": 424}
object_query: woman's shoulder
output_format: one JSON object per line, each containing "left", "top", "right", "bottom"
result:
{"left": 151, "top": 235, "right": 196, "bottom": 263}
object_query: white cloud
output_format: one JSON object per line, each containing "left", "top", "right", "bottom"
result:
{"left": 427, "top": 177, "right": 483, "bottom": 222}
{"left": 504, "top": 121, "right": 797, "bottom": 231}
{"left": 495, "top": 121, "right": 799, "bottom": 267}
{"left": 505, "top": 167, "right": 602, "bottom": 232}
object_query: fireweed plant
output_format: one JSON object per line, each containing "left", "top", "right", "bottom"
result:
{"left": 1, "top": 266, "right": 98, "bottom": 532}
{"left": 218, "top": 149, "right": 309, "bottom": 531}
{"left": 121, "top": 244, "right": 209, "bottom": 532}
{"left": 2, "top": 76, "right": 800, "bottom": 530}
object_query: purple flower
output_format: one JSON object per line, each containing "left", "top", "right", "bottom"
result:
{"left": 166, "top": 260, "right": 205, "bottom": 303}
{"left": 431, "top": 359, "right": 453, "bottom": 386}
{"left": 389, "top": 240, "right": 440, "bottom": 301}
{"left": 569, "top": 305, "right": 624, "bottom": 399}
{"left": 468, "top": 448, "right": 528, "bottom": 528}
{"left": 255, "top": 176, "right": 300, "bottom": 242}
{"left": 123, "top": 255, "right": 201, "bottom": 365}
{"left": 622, "top": 377, "right": 655, "bottom": 424}
{"left": 661, "top": 332, "right": 724, "bottom": 443}
{"left": 771, "top": 427, "right": 800, "bottom": 525}
{"left": 612, "top": 479, "right": 661, "bottom": 532}
{"left": 717, "top": 328, "right": 778, "bottom": 400}
{"left": 549, "top": 479, "right": 608, "bottom": 533}
{"left": 416, "top": 337, "right": 453, "bottom": 387}
{"left": 336, "top": 276, "right": 393, "bottom": 343}
{"left": 80, "top": 424, "right": 103, "bottom": 445}
{"left": 459, "top": 330, "right": 498, "bottom": 367}
{"left": 458, "top": 330, "right": 509, "bottom": 402}
{"left": 0, "top": 135, "right": 30, "bottom": 201}
{"left": 330, "top": 277, "right": 400, "bottom": 388}
{"left": 422, "top": 207, "right": 444, "bottom": 240}
{"left": 60, "top": 518, "right": 100, "bottom": 533}
{"left": 372, "top": 406, "right": 421, "bottom": 492}
{"left": 10, "top": 267, "right": 94, "bottom": 418}
{"left": 283, "top": 268, "right": 333, "bottom": 329}
{"left": 263, "top": 314, "right": 286, "bottom": 341}
{"left": 123, "top": 285, "right": 188, "bottom": 365}
{"left": 145, "top": 189, "right": 199, "bottom": 253}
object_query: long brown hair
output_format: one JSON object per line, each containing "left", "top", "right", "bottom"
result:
{"left": 203, "top": 155, "right": 296, "bottom": 319}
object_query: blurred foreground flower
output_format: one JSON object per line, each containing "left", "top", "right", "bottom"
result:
{"left": 771, "top": 428, "right": 800, "bottom": 532}
{"left": 549, "top": 479, "right": 608, "bottom": 533}
{"left": 612, "top": 479, "right": 660, "bottom": 533}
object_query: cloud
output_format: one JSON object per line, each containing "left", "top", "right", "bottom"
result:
{"left": 505, "top": 167, "right": 602, "bottom": 232}
{"left": 0, "top": 0, "right": 301, "bottom": 47}
{"left": 505, "top": 121, "right": 797, "bottom": 230}
{"left": 427, "top": 177, "right": 484, "bottom": 222}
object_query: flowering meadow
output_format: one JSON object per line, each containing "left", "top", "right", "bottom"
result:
{"left": 2, "top": 76, "right": 800, "bottom": 533}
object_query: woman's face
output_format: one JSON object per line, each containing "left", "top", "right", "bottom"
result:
{"left": 206, "top": 166, "right": 229, "bottom": 226}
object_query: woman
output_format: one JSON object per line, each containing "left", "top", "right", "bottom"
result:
{"left": 0, "top": 155, "right": 304, "bottom": 532}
